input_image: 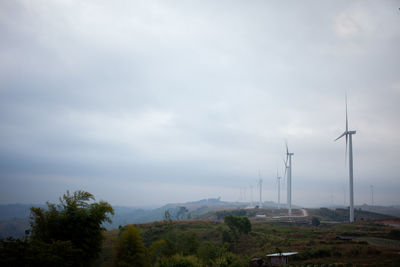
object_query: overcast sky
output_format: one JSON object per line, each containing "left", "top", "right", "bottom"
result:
{"left": 0, "top": 0, "right": 399, "bottom": 207}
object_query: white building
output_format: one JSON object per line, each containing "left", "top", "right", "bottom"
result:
{"left": 266, "top": 252, "right": 298, "bottom": 266}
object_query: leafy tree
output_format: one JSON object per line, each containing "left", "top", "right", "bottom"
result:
{"left": 215, "top": 251, "right": 243, "bottom": 267}
{"left": 0, "top": 237, "right": 79, "bottom": 267}
{"left": 176, "top": 206, "right": 189, "bottom": 220}
{"left": 157, "top": 254, "right": 201, "bottom": 267}
{"left": 197, "top": 241, "right": 219, "bottom": 265}
{"left": 0, "top": 238, "right": 30, "bottom": 267}
{"left": 164, "top": 210, "right": 172, "bottom": 221}
{"left": 222, "top": 229, "right": 233, "bottom": 244}
{"left": 224, "top": 215, "right": 251, "bottom": 237}
{"left": 149, "top": 240, "right": 167, "bottom": 264}
{"left": 29, "top": 190, "right": 114, "bottom": 266}
{"left": 312, "top": 217, "right": 321, "bottom": 227}
{"left": 180, "top": 232, "right": 199, "bottom": 256}
{"left": 114, "top": 225, "right": 151, "bottom": 267}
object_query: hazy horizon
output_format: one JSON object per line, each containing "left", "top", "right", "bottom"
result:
{"left": 1, "top": 1, "right": 399, "bottom": 208}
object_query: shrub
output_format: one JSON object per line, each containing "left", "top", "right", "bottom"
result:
{"left": 197, "top": 241, "right": 220, "bottom": 264}
{"left": 224, "top": 215, "right": 251, "bottom": 236}
{"left": 113, "top": 225, "right": 150, "bottom": 267}
{"left": 157, "top": 254, "right": 201, "bottom": 267}
{"left": 312, "top": 217, "right": 321, "bottom": 227}
{"left": 30, "top": 190, "right": 114, "bottom": 266}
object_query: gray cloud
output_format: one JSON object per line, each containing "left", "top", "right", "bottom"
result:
{"left": 0, "top": 0, "right": 399, "bottom": 207}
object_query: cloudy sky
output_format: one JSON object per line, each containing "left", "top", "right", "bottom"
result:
{"left": 0, "top": 0, "right": 399, "bottom": 207}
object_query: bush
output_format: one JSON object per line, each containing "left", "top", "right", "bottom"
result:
{"left": 179, "top": 232, "right": 199, "bottom": 256}
{"left": 30, "top": 190, "right": 113, "bottom": 266}
{"left": 224, "top": 215, "right": 251, "bottom": 236}
{"left": 222, "top": 230, "right": 233, "bottom": 244}
{"left": 157, "top": 254, "right": 201, "bottom": 267}
{"left": 312, "top": 217, "right": 321, "bottom": 227}
{"left": 197, "top": 241, "right": 220, "bottom": 265}
{"left": 114, "top": 225, "right": 150, "bottom": 267}
{"left": 215, "top": 252, "right": 243, "bottom": 267}
{"left": 388, "top": 229, "right": 400, "bottom": 240}
{"left": 0, "top": 191, "right": 114, "bottom": 266}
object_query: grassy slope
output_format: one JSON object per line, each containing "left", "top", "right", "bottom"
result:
{"left": 100, "top": 219, "right": 400, "bottom": 266}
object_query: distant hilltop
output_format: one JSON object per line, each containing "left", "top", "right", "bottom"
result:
{"left": 1, "top": 200, "right": 399, "bottom": 239}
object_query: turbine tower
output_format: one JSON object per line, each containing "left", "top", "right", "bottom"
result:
{"left": 276, "top": 170, "right": 282, "bottom": 210}
{"left": 370, "top": 185, "right": 374, "bottom": 207}
{"left": 335, "top": 94, "right": 356, "bottom": 222}
{"left": 258, "top": 170, "right": 263, "bottom": 207}
{"left": 249, "top": 184, "right": 254, "bottom": 206}
{"left": 284, "top": 141, "right": 294, "bottom": 216}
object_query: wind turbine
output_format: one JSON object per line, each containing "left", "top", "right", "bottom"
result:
{"left": 335, "top": 94, "right": 356, "bottom": 222}
{"left": 276, "top": 170, "right": 282, "bottom": 210}
{"left": 249, "top": 184, "right": 254, "bottom": 206}
{"left": 284, "top": 141, "right": 294, "bottom": 216}
{"left": 370, "top": 185, "right": 374, "bottom": 208}
{"left": 258, "top": 170, "right": 263, "bottom": 207}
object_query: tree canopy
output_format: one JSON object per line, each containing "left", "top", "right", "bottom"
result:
{"left": 114, "top": 225, "right": 150, "bottom": 267}
{"left": 28, "top": 190, "right": 114, "bottom": 266}
{"left": 224, "top": 215, "right": 252, "bottom": 236}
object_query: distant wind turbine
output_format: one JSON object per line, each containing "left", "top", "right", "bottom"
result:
{"left": 258, "top": 170, "right": 263, "bottom": 207}
{"left": 249, "top": 184, "right": 254, "bottom": 206}
{"left": 335, "top": 94, "right": 357, "bottom": 222}
{"left": 276, "top": 169, "right": 282, "bottom": 210}
{"left": 370, "top": 185, "right": 374, "bottom": 207}
{"left": 284, "top": 141, "right": 294, "bottom": 216}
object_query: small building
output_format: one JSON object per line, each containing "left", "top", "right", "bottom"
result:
{"left": 266, "top": 252, "right": 298, "bottom": 266}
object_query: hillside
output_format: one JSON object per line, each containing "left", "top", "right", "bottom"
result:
{"left": 1, "top": 200, "right": 398, "bottom": 239}
{"left": 98, "top": 218, "right": 400, "bottom": 266}
{"left": 358, "top": 204, "right": 400, "bottom": 218}
{"left": 308, "top": 208, "right": 395, "bottom": 222}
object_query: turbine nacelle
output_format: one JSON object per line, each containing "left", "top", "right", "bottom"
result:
{"left": 335, "top": 130, "right": 356, "bottom": 141}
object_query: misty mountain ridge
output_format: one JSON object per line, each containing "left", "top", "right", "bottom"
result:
{"left": 1, "top": 199, "right": 400, "bottom": 239}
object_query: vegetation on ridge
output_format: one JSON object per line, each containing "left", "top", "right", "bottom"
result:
{"left": 1, "top": 191, "right": 400, "bottom": 266}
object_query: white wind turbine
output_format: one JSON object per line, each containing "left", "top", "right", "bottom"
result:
{"left": 276, "top": 169, "right": 282, "bottom": 210}
{"left": 284, "top": 141, "right": 294, "bottom": 216}
{"left": 258, "top": 170, "right": 263, "bottom": 207}
{"left": 335, "top": 94, "right": 356, "bottom": 223}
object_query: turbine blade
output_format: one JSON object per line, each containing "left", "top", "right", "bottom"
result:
{"left": 283, "top": 161, "right": 287, "bottom": 180}
{"left": 334, "top": 132, "right": 346, "bottom": 141}
{"left": 345, "top": 92, "right": 348, "bottom": 133}
{"left": 285, "top": 140, "right": 289, "bottom": 154}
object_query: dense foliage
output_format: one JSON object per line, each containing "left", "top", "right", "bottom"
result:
{"left": 2, "top": 196, "right": 400, "bottom": 266}
{"left": 311, "top": 217, "right": 321, "bottom": 226}
{"left": 99, "top": 217, "right": 400, "bottom": 266}
{"left": 114, "top": 225, "right": 150, "bottom": 267}
{"left": 0, "top": 190, "right": 114, "bottom": 266}
{"left": 224, "top": 215, "right": 251, "bottom": 236}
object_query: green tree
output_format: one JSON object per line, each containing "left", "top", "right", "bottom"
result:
{"left": 29, "top": 190, "right": 114, "bottom": 266}
{"left": 176, "top": 206, "right": 189, "bottom": 220}
{"left": 312, "top": 217, "right": 321, "bottom": 227}
{"left": 114, "top": 225, "right": 151, "bottom": 267}
{"left": 164, "top": 210, "right": 172, "bottom": 221}
{"left": 180, "top": 232, "right": 199, "bottom": 256}
{"left": 0, "top": 237, "right": 79, "bottom": 267}
{"left": 224, "top": 215, "right": 251, "bottom": 237}
{"left": 157, "top": 254, "right": 201, "bottom": 267}
{"left": 221, "top": 229, "right": 232, "bottom": 244}
{"left": 197, "top": 241, "right": 219, "bottom": 265}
